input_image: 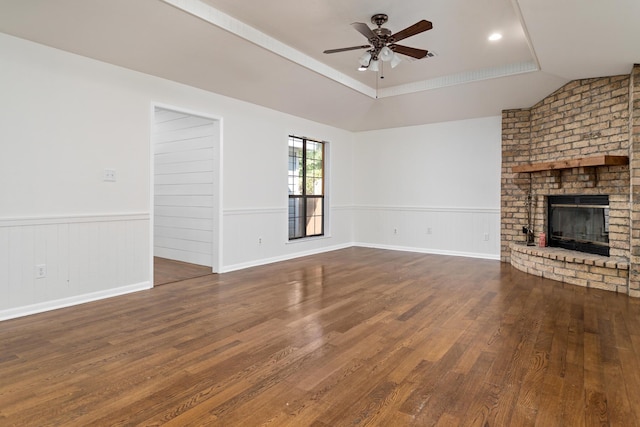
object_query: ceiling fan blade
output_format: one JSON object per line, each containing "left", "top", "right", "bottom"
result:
{"left": 351, "top": 22, "right": 377, "bottom": 41}
{"left": 392, "top": 44, "right": 429, "bottom": 59}
{"left": 392, "top": 20, "right": 433, "bottom": 43}
{"left": 323, "top": 45, "right": 371, "bottom": 54}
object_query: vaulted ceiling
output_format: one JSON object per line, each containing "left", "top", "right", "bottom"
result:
{"left": 0, "top": 0, "right": 638, "bottom": 131}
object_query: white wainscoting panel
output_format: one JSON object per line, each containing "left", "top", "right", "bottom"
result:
{"left": 221, "top": 207, "right": 353, "bottom": 272}
{"left": 0, "top": 214, "right": 150, "bottom": 320}
{"left": 153, "top": 108, "right": 217, "bottom": 267}
{"left": 353, "top": 206, "right": 500, "bottom": 259}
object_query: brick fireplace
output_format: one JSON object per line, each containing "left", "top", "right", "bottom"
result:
{"left": 501, "top": 64, "right": 640, "bottom": 297}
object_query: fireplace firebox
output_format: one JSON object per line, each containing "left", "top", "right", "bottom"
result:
{"left": 547, "top": 195, "right": 610, "bottom": 256}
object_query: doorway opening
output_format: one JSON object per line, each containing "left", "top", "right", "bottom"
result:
{"left": 153, "top": 257, "right": 212, "bottom": 286}
{"left": 152, "top": 106, "right": 221, "bottom": 285}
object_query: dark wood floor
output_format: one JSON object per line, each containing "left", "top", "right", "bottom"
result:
{"left": 154, "top": 257, "right": 213, "bottom": 286}
{"left": 2, "top": 247, "right": 640, "bottom": 426}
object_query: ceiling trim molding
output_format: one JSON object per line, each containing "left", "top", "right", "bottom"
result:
{"left": 512, "top": 0, "right": 541, "bottom": 70}
{"left": 377, "top": 61, "right": 539, "bottom": 98}
{"left": 160, "top": 0, "right": 377, "bottom": 98}
{"left": 161, "top": 0, "right": 540, "bottom": 100}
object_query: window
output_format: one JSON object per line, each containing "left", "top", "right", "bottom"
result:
{"left": 288, "top": 136, "right": 324, "bottom": 240}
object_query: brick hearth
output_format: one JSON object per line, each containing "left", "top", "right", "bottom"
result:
{"left": 501, "top": 64, "right": 640, "bottom": 297}
{"left": 510, "top": 243, "right": 629, "bottom": 293}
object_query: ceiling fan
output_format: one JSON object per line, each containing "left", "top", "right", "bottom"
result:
{"left": 324, "top": 14, "right": 433, "bottom": 73}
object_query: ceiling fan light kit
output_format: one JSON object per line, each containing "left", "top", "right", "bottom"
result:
{"left": 358, "top": 51, "right": 372, "bottom": 67}
{"left": 324, "top": 13, "right": 432, "bottom": 75}
{"left": 379, "top": 46, "right": 394, "bottom": 62}
{"left": 390, "top": 53, "right": 402, "bottom": 68}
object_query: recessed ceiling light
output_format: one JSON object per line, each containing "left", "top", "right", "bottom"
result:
{"left": 488, "top": 33, "right": 502, "bottom": 41}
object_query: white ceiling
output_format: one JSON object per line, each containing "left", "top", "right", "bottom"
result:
{"left": 0, "top": 0, "right": 638, "bottom": 131}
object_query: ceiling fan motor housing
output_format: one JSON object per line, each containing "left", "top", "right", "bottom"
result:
{"left": 374, "top": 27, "right": 392, "bottom": 39}
{"left": 371, "top": 14, "right": 392, "bottom": 45}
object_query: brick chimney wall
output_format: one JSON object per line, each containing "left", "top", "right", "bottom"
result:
{"left": 629, "top": 65, "right": 640, "bottom": 296}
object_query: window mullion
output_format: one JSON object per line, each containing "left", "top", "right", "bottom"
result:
{"left": 301, "top": 138, "right": 307, "bottom": 238}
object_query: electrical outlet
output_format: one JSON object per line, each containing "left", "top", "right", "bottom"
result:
{"left": 35, "top": 264, "right": 47, "bottom": 279}
{"left": 258, "top": 237, "right": 262, "bottom": 244}
{"left": 394, "top": 228, "right": 398, "bottom": 234}
{"left": 427, "top": 227, "right": 432, "bottom": 235}
{"left": 103, "top": 168, "right": 116, "bottom": 182}
{"left": 484, "top": 233, "right": 490, "bottom": 241}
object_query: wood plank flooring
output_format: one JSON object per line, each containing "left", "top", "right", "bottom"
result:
{"left": 2, "top": 247, "right": 640, "bottom": 426}
{"left": 154, "top": 257, "right": 213, "bottom": 286}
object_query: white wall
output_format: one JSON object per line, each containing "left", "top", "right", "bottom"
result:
{"left": 352, "top": 117, "right": 502, "bottom": 259}
{"left": 0, "top": 33, "right": 354, "bottom": 319}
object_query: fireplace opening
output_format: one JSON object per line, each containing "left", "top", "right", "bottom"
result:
{"left": 547, "top": 195, "right": 610, "bottom": 256}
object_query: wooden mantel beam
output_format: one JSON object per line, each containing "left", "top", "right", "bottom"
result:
{"left": 511, "top": 155, "right": 629, "bottom": 173}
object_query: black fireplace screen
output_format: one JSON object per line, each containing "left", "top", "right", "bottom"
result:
{"left": 547, "top": 195, "right": 609, "bottom": 256}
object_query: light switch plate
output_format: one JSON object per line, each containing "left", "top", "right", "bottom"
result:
{"left": 103, "top": 169, "right": 116, "bottom": 182}
{"left": 35, "top": 264, "right": 46, "bottom": 279}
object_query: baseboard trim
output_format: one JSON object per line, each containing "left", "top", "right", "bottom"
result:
{"left": 353, "top": 242, "right": 501, "bottom": 261}
{"left": 221, "top": 243, "right": 353, "bottom": 273}
{"left": 222, "top": 242, "right": 499, "bottom": 273}
{"left": 0, "top": 281, "right": 152, "bottom": 321}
